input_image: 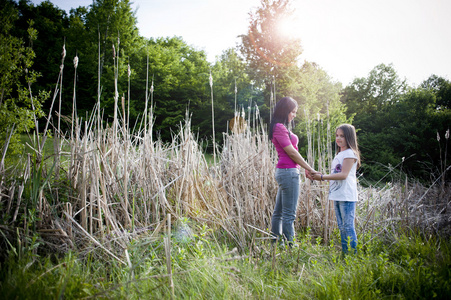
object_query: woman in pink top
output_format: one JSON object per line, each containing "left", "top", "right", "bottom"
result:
{"left": 269, "top": 97, "right": 316, "bottom": 246}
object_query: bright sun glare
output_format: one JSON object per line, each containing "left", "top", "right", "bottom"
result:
{"left": 276, "top": 17, "right": 300, "bottom": 40}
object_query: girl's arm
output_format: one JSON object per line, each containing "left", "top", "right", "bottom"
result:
{"left": 312, "top": 158, "right": 356, "bottom": 181}
{"left": 283, "top": 144, "right": 316, "bottom": 173}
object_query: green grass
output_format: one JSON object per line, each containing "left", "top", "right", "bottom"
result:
{"left": 4, "top": 134, "right": 70, "bottom": 171}
{"left": 1, "top": 224, "right": 450, "bottom": 299}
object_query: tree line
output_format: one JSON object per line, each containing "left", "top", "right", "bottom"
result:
{"left": 1, "top": 0, "right": 450, "bottom": 182}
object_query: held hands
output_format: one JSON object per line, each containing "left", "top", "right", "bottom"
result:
{"left": 311, "top": 172, "right": 323, "bottom": 181}
{"left": 305, "top": 170, "right": 324, "bottom": 181}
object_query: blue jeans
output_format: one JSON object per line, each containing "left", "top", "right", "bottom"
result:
{"left": 334, "top": 200, "right": 357, "bottom": 254}
{"left": 271, "top": 168, "right": 300, "bottom": 243}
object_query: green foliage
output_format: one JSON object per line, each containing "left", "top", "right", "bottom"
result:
{"left": 0, "top": 0, "right": 48, "bottom": 156}
{"left": 420, "top": 74, "right": 451, "bottom": 110}
{"left": 293, "top": 62, "right": 350, "bottom": 170}
{"left": 13, "top": 0, "right": 68, "bottom": 96}
{"left": 210, "top": 48, "right": 264, "bottom": 143}
{"left": 342, "top": 64, "right": 451, "bottom": 182}
{"left": 152, "top": 38, "right": 210, "bottom": 139}
{"left": 297, "top": 61, "right": 344, "bottom": 117}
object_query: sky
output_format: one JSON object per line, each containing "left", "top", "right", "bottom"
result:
{"left": 30, "top": 0, "right": 451, "bottom": 87}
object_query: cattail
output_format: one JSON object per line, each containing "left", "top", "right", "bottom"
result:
{"left": 62, "top": 44, "right": 66, "bottom": 60}
{"left": 73, "top": 55, "right": 79, "bottom": 69}
{"left": 437, "top": 132, "right": 440, "bottom": 142}
{"left": 209, "top": 70, "right": 216, "bottom": 166}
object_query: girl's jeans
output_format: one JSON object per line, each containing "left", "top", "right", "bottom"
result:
{"left": 271, "top": 168, "right": 300, "bottom": 243}
{"left": 334, "top": 200, "right": 357, "bottom": 253}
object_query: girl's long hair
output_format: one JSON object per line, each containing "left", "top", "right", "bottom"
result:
{"left": 269, "top": 97, "right": 298, "bottom": 140}
{"left": 336, "top": 124, "right": 361, "bottom": 168}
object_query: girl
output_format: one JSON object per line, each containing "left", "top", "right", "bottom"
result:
{"left": 312, "top": 124, "right": 361, "bottom": 254}
{"left": 269, "top": 97, "right": 316, "bottom": 246}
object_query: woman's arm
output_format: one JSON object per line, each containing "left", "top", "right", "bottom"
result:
{"left": 312, "top": 158, "right": 356, "bottom": 181}
{"left": 283, "top": 144, "right": 315, "bottom": 173}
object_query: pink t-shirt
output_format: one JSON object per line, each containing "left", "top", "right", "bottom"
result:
{"left": 272, "top": 123, "right": 299, "bottom": 169}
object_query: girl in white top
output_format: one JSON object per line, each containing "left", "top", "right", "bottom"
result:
{"left": 312, "top": 124, "right": 361, "bottom": 254}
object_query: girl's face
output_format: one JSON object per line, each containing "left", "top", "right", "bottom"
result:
{"left": 288, "top": 107, "right": 297, "bottom": 123}
{"left": 336, "top": 128, "right": 348, "bottom": 151}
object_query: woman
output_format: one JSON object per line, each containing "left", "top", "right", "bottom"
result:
{"left": 269, "top": 97, "right": 316, "bottom": 246}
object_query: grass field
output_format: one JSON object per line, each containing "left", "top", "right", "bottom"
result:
{"left": 1, "top": 220, "right": 450, "bottom": 299}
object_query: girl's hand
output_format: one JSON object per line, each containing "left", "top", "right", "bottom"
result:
{"left": 305, "top": 170, "right": 319, "bottom": 180}
{"left": 312, "top": 173, "right": 323, "bottom": 181}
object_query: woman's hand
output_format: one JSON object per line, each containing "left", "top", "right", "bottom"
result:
{"left": 306, "top": 170, "right": 320, "bottom": 180}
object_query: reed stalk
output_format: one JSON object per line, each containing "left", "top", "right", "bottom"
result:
{"left": 209, "top": 71, "right": 216, "bottom": 166}
{"left": 97, "top": 26, "right": 101, "bottom": 140}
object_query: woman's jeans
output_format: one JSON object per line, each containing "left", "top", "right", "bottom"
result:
{"left": 271, "top": 168, "right": 300, "bottom": 243}
{"left": 334, "top": 200, "right": 357, "bottom": 253}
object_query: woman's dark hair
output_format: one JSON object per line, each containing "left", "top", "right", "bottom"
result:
{"left": 269, "top": 97, "right": 298, "bottom": 140}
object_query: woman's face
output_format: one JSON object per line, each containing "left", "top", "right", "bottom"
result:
{"left": 288, "top": 107, "right": 297, "bottom": 123}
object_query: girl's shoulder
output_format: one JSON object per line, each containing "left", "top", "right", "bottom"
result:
{"left": 340, "top": 148, "right": 357, "bottom": 159}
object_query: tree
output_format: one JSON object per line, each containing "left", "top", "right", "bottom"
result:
{"left": 210, "top": 48, "right": 263, "bottom": 138}
{"left": 239, "top": 0, "right": 303, "bottom": 104}
{"left": 0, "top": 0, "right": 48, "bottom": 156}
{"left": 420, "top": 74, "right": 451, "bottom": 110}
{"left": 294, "top": 61, "right": 349, "bottom": 162}
{"left": 342, "top": 63, "right": 407, "bottom": 120}
{"left": 122, "top": 37, "right": 211, "bottom": 141}
{"left": 13, "top": 0, "right": 68, "bottom": 98}
{"left": 296, "top": 61, "right": 344, "bottom": 117}
{"left": 340, "top": 64, "right": 408, "bottom": 181}
{"left": 342, "top": 64, "right": 451, "bottom": 181}
{"left": 77, "top": 0, "right": 142, "bottom": 119}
